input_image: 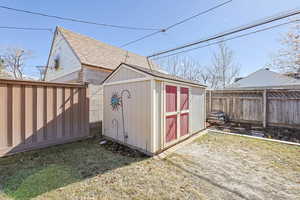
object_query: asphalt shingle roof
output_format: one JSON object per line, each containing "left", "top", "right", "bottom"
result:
{"left": 57, "top": 27, "right": 160, "bottom": 71}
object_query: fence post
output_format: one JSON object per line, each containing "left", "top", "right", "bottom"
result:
{"left": 263, "top": 89, "right": 268, "bottom": 128}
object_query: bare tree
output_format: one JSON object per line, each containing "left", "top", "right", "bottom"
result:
{"left": 1, "top": 47, "right": 32, "bottom": 79}
{"left": 0, "top": 56, "right": 4, "bottom": 71}
{"left": 157, "top": 56, "right": 204, "bottom": 83}
{"left": 35, "top": 65, "right": 47, "bottom": 81}
{"left": 199, "top": 67, "right": 210, "bottom": 85}
{"left": 208, "top": 42, "right": 240, "bottom": 89}
{"left": 269, "top": 21, "right": 300, "bottom": 72}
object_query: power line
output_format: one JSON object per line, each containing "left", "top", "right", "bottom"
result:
{"left": 0, "top": 26, "right": 53, "bottom": 32}
{"left": 164, "top": 0, "right": 232, "bottom": 31}
{"left": 120, "top": 30, "right": 162, "bottom": 48}
{"left": 148, "top": 9, "right": 300, "bottom": 58}
{"left": 0, "top": 5, "right": 160, "bottom": 31}
{"left": 120, "top": 0, "right": 233, "bottom": 47}
{"left": 151, "top": 19, "right": 300, "bottom": 60}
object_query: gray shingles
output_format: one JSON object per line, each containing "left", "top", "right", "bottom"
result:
{"left": 58, "top": 27, "right": 160, "bottom": 71}
{"left": 121, "top": 63, "right": 206, "bottom": 87}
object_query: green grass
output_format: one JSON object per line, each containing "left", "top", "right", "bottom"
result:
{"left": 3, "top": 165, "right": 78, "bottom": 200}
{"left": 0, "top": 139, "right": 144, "bottom": 200}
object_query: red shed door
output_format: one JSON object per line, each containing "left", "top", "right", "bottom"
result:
{"left": 165, "top": 85, "right": 190, "bottom": 144}
{"left": 180, "top": 87, "right": 189, "bottom": 136}
{"left": 165, "top": 85, "right": 177, "bottom": 143}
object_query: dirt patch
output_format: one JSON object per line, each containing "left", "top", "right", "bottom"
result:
{"left": 100, "top": 140, "right": 147, "bottom": 158}
{"left": 175, "top": 132, "right": 300, "bottom": 200}
{"left": 208, "top": 121, "right": 300, "bottom": 143}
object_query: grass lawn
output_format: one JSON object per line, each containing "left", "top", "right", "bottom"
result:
{"left": 0, "top": 132, "right": 299, "bottom": 200}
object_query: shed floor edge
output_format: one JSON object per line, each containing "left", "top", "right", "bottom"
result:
{"left": 102, "top": 128, "right": 208, "bottom": 157}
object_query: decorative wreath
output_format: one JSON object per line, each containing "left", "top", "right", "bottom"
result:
{"left": 111, "top": 92, "right": 122, "bottom": 111}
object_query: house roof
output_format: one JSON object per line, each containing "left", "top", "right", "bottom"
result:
{"left": 56, "top": 27, "right": 159, "bottom": 71}
{"left": 226, "top": 68, "right": 300, "bottom": 90}
{"left": 103, "top": 63, "right": 206, "bottom": 87}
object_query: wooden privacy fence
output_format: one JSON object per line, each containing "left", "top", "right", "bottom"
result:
{"left": 0, "top": 79, "right": 89, "bottom": 157}
{"left": 206, "top": 89, "right": 300, "bottom": 128}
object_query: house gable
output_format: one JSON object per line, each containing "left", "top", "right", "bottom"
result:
{"left": 45, "top": 29, "right": 82, "bottom": 82}
{"left": 56, "top": 27, "right": 161, "bottom": 71}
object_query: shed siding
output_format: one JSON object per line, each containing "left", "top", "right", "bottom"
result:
{"left": 45, "top": 31, "right": 81, "bottom": 81}
{"left": 103, "top": 81, "right": 151, "bottom": 152}
{"left": 106, "top": 67, "right": 146, "bottom": 83}
{"left": 190, "top": 87, "right": 206, "bottom": 133}
{"left": 154, "top": 81, "right": 162, "bottom": 152}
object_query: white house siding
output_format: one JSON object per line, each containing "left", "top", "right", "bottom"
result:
{"left": 49, "top": 70, "right": 81, "bottom": 83}
{"left": 89, "top": 84, "right": 103, "bottom": 129}
{"left": 83, "top": 67, "right": 111, "bottom": 132}
{"left": 45, "top": 31, "right": 81, "bottom": 81}
{"left": 103, "top": 81, "right": 152, "bottom": 153}
{"left": 82, "top": 66, "right": 111, "bottom": 84}
{"left": 190, "top": 87, "right": 206, "bottom": 133}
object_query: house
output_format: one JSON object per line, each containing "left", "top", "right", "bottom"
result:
{"left": 0, "top": 69, "right": 14, "bottom": 79}
{"left": 226, "top": 68, "right": 300, "bottom": 90}
{"left": 284, "top": 71, "right": 300, "bottom": 80}
{"left": 102, "top": 63, "right": 206, "bottom": 155}
{"left": 44, "top": 27, "right": 161, "bottom": 133}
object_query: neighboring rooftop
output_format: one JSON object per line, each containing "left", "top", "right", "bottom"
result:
{"left": 226, "top": 68, "right": 300, "bottom": 90}
{"left": 0, "top": 69, "right": 14, "bottom": 79}
{"left": 57, "top": 27, "right": 160, "bottom": 71}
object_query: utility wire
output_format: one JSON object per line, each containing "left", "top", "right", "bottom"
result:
{"left": 0, "top": 5, "right": 160, "bottom": 31}
{"left": 0, "top": 26, "right": 53, "bottom": 32}
{"left": 148, "top": 9, "right": 300, "bottom": 58}
{"left": 163, "top": 0, "right": 232, "bottom": 31}
{"left": 152, "top": 19, "right": 300, "bottom": 60}
{"left": 120, "top": 0, "right": 233, "bottom": 47}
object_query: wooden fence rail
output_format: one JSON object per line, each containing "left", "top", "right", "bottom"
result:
{"left": 206, "top": 89, "right": 300, "bottom": 129}
{"left": 0, "top": 79, "right": 90, "bottom": 157}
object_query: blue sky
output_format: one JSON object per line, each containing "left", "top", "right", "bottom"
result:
{"left": 0, "top": 0, "right": 299, "bottom": 77}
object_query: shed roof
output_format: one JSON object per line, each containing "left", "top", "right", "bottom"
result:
{"left": 104, "top": 63, "right": 206, "bottom": 87}
{"left": 56, "top": 27, "right": 160, "bottom": 71}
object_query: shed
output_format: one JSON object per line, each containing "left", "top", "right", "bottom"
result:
{"left": 102, "top": 63, "right": 206, "bottom": 155}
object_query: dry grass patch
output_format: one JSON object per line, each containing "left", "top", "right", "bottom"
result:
{"left": 1, "top": 132, "right": 299, "bottom": 200}
{"left": 196, "top": 132, "right": 300, "bottom": 173}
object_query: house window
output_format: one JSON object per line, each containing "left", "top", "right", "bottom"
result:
{"left": 54, "top": 56, "right": 60, "bottom": 71}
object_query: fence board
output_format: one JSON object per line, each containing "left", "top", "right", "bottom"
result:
{"left": 36, "top": 86, "right": 45, "bottom": 143}
{"left": 56, "top": 88, "right": 63, "bottom": 139}
{"left": 12, "top": 85, "right": 22, "bottom": 146}
{"left": 0, "top": 85, "right": 7, "bottom": 149}
{"left": 0, "top": 79, "right": 89, "bottom": 157}
{"left": 25, "top": 86, "right": 33, "bottom": 144}
{"left": 207, "top": 89, "right": 300, "bottom": 128}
